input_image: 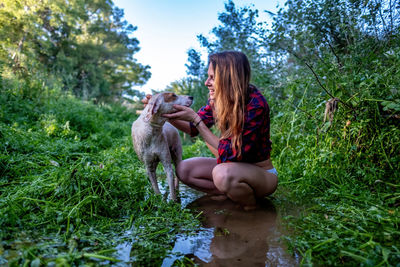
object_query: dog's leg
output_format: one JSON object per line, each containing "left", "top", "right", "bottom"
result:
{"left": 170, "top": 136, "right": 182, "bottom": 192}
{"left": 163, "top": 123, "right": 182, "bottom": 192}
{"left": 174, "top": 173, "right": 179, "bottom": 192}
{"left": 161, "top": 160, "right": 177, "bottom": 201}
{"left": 146, "top": 161, "right": 160, "bottom": 194}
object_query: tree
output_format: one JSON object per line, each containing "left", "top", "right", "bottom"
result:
{"left": 266, "top": 0, "right": 400, "bottom": 101}
{"left": 265, "top": 0, "right": 400, "bottom": 185}
{"left": 185, "top": 48, "right": 205, "bottom": 78}
{"left": 188, "top": 0, "right": 272, "bottom": 89}
{"left": 0, "top": 0, "right": 151, "bottom": 102}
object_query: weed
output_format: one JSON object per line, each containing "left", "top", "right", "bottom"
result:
{"left": 0, "top": 90, "right": 200, "bottom": 265}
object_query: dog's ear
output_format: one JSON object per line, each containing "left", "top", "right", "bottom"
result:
{"left": 144, "top": 94, "right": 162, "bottom": 121}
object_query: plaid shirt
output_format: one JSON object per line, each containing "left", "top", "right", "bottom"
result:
{"left": 190, "top": 86, "right": 271, "bottom": 164}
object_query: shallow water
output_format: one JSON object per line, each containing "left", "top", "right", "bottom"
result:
{"left": 161, "top": 185, "right": 300, "bottom": 266}
{"left": 1, "top": 183, "right": 299, "bottom": 266}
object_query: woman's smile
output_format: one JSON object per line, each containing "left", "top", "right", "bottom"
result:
{"left": 205, "top": 64, "right": 215, "bottom": 99}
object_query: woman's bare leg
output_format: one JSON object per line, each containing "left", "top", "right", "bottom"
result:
{"left": 176, "top": 157, "right": 222, "bottom": 195}
{"left": 177, "top": 158, "right": 278, "bottom": 208}
{"left": 212, "top": 162, "right": 278, "bottom": 208}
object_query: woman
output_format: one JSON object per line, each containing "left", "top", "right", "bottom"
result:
{"left": 150, "top": 51, "right": 277, "bottom": 210}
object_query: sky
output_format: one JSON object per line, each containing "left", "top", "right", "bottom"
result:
{"left": 112, "top": 0, "right": 284, "bottom": 94}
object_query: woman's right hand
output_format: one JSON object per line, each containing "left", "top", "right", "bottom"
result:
{"left": 141, "top": 94, "right": 152, "bottom": 108}
{"left": 162, "top": 104, "right": 200, "bottom": 123}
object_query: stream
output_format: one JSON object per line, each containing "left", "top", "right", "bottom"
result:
{"left": 117, "top": 184, "right": 300, "bottom": 266}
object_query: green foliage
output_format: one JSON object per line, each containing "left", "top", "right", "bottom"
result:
{"left": 266, "top": 0, "right": 400, "bottom": 185}
{"left": 0, "top": 0, "right": 150, "bottom": 102}
{"left": 0, "top": 87, "right": 199, "bottom": 265}
{"left": 266, "top": 0, "right": 400, "bottom": 101}
{"left": 128, "top": 200, "right": 200, "bottom": 266}
{"left": 186, "top": 0, "right": 272, "bottom": 90}
{"left": 183, "top": 138, "right": 214, "bottom": 159}
{"left": 1, "top": 0, "right": 400, "bottom": 265}
{"left": 270, "top": 97, "right": 400, "bottom": 265}
{"left": 185, "top": 48, "right": 205, "bottom": 78}
{"left": 283, "top": 186, "right": 400, "bottom": 266}
{"left": 180, "top": 0, "right": 400, "bottom": 265}
{"left": 260, "top": 1, "right": 400, "bottom": 264}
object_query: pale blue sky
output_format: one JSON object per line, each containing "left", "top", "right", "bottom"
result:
{"left": 113, "top": 0, "right": 284, "bottom": 93}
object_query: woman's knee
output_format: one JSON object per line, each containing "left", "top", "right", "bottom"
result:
{"left": 176, "top": 160, "right": 191, "bottom": 183}
{"left": 212, "top": 164, "right": 235, "bottom": 193}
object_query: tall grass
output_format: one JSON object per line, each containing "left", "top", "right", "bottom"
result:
{"left": 1, "top": 53, "right": 399, "bottom": 265}
{"left": 266, "top": 60, "right": 400, "bottom": 265}
{"left": 0, "top": 83, "right": 200, "bottom": 265}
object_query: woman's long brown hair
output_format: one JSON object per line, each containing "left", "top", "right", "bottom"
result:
{"left": 209, "top": 51, "right": 251, "bottom": 158}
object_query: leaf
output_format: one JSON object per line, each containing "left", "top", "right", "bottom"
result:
{"left": 31, "top": 258, "right": 41, "bottom": 267}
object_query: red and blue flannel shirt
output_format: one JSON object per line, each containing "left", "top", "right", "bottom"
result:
{"left": 190, "top": 85, "right": 271, "bottom": 164}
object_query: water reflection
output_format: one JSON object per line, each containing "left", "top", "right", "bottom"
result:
{"left": 163, "top": 191, "right": 299, "bottom": 266}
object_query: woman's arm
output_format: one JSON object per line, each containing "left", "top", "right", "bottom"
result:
{"left": 169, "top": 117, "right": 219, "bottom": 158}
{"left": 194, "top": 120, "right": 219, "bottom": 150}
{"left": 168, "top": 119, "right": 191, "bottom": 135}
{"left": 162, "top": 105, "right": 219, "bottom": 150}
{"left": 205, "top": 142, "right": 219, "bottom": 158}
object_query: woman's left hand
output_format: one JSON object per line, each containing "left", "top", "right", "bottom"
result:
{"left": 162, "top": 105, "right": 199, "bottom": 122}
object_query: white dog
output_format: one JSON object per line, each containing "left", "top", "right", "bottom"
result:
{"left": 131, "top": 92, "right": 193, "bottom": 201}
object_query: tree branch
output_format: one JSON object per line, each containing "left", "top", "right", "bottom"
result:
{"left": 303, "top": 62, "right": 353, "bottom": 110}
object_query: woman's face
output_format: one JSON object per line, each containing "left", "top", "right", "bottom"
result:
{"left": 205, "top": 64, "right": 215, "bottom": 100}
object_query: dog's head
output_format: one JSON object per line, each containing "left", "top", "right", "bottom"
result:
{"left": 144, "top": 92, "right": 193, "bottom": 122}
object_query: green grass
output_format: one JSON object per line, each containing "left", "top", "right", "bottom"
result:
{"left": 0, "top": 90, "right": 201, "bottom": 266}
{"left": 279, "top": 185, "right": 400, "bottom": 266}
{"left": 269, "top": 89, "right": 400, "bottom": 266}
{"left": 1, "top": 78, "right": 399, "bottom": 266}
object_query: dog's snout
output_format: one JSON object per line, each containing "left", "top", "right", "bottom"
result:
{"left": 189, "top": 96, "right": 193, "bottom": 101}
